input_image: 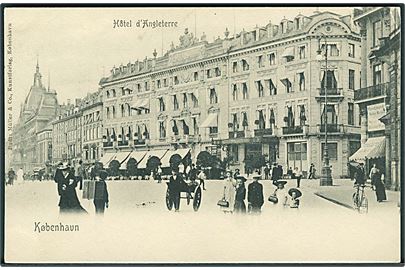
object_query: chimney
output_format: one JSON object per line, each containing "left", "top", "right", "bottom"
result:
{"left": 254, "top": 25, "right": 259, "bottom": 41}
{"left": 267, "top": 21, "right": 273, "bottom": 38}
{"left": 240, "top": 29, "right": 245, "bottom": 45}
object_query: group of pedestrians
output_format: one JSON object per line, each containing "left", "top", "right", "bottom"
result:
{"left": 219, "top": 169, "right": 301, "bottom": 214}
{"left": 54, "top": 159, "right": 109, "bottom": 215}
{"left": 6, "top": 167, "right": 25, "bottom": 186}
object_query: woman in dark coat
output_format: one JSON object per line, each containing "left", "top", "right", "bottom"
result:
{"left": 369, "top": 164, "right": 387, "bottom": 202}
{"left": 234, "top": 177, "right": 246, "bottom": 213}
{"left": 56, "top": 164, "right": 87, "bottom": 214}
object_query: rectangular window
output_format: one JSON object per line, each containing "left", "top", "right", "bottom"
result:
{"left": 321, "top": 143, "right": 338, "bottom": 160}
{"left": 194, "top": 71, "right": 199, "bottom": 81}
{"left": 257, "top": 55, "right": 264, "bottom": 68}
{"left": 157, "top": 80, "right": 161, "bottom": 88}
{"left": 159, "top": 98, "right": 165, "bottom": 112}
{"left": 256, "top": 80, "right": 264, "bottom": 97}
{"left": 209, "top": 88, "right": 218, "bottom": 104}
{"left": 242, "top": 59, "right": 249, "bottom": 71}
{"left": 163, "top": 78, "right": 168, "bottom": 87}
{"left": 373, "top": 20, "right": 382, "bottom": 47}
{"left": 299, "top": 46, "right": 306, "bottom": 59}
{"left": 348, "top": 102, "right": 354, "bottom": 125}
{"left": 209, "top": 126, "right": 218, "bottom": 134}
{"left": 269, "top": 53, "right": 276, "bottom": 65}
{"left": 267, "top": 79, "right": 277, "bottom": 95}
{"left": 287, "top": 142, "right": 307, "bottom": 164}
{"left": 182, "top": 93, "right": 188, "bottom": 108}
{"left": 321, "top": 71, "right": 338, "bottom": 90}
{"left": 206, "top": 69, "right": 212, "bottom": 78}
{"left": 215, "top": 67, "right": 221, "bottom": 77}
{"left": 192, "top": 117, "right": 199, "bottom": 135}
{"left": 373, "top": 64, "right": 382, "bottom": 85}
{"left": 242, "top": 83, "right": 249, "bottom": 99}
{"left": 299, "top": 72, "right": 305, "bottom": 91}
{"left": 159, "top": 122, "right": 166, "bottom": 139}
{"left": 282, "top": 79, "right": 293, "bottom": 93}
{"left": 321, "top": 44, "right": 340, "bottom": 57}
{"left": 137, "top": 84, "right": 141, "bottom": 92}
{"left": 349, "top": 69, "right": 355, "bottom": 90}
{"left": 232, "top": 62, "right": 238, "bottom": 73}
{"left": 174, "top": 76, "right": 179, "bottom": 85}
{"left": 191, "top": 93, "right": 198, "bottom": 108}
{"left": 145, "top": 81, "right": 149, "bottom": 91}
{"left": 348, "top": 43, "right": 355, "bottom": 57}
{"left": 173, "top": 95, "right": 179, "bottom": 110}
{"left": 232, "top": 84, "right": 238, "bottom": 101}
{"left": 231, "top": 144, "right": 239, "bottom": 162}
{"left": 286, "top": 56, "right": 294, "bottom": 63}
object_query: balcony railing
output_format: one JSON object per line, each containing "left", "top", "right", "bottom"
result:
{"left": 254, "top": 128, "right": 273, "bottom": 137}
{"left": 282, "top": 126, "right": 303, "bottom": 135}
{"left": 354, "top": 82, "right": 390, "bottom": 101}
{"left": 319, "top": 124, "right": 342, "bottom": 133}
{"left": 317, "top": 88, "right": 343, "bottom": 96}
{"left": 229, "top": 130, "right": 246, "bottom": 138}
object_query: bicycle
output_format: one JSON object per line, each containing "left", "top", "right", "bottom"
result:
{"left": 352, "top": 184, "right": 369, "bottom": 213}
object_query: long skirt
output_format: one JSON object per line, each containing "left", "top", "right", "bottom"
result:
{"left": 234, "top": 200, "right": 246, "bottom": 213}
{"left": 375, "top": 181, "right": 387, "bottom": 202}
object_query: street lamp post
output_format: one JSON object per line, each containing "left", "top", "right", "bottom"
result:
{"left": 317, "top": 34, "right": 333, "bottom": 186}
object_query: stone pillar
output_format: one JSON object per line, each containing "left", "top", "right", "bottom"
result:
{"left": 384, "top": 129, "right": 392, "bottom": 188}
{"left": 389, "top": 54, "right": 399, "bottom": 191}
{"left": 360, "top": 106, "right": 368, "bottom": 145}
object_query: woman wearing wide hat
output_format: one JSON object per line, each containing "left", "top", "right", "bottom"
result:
{"left": 286, "top": 188, "right": 302, "bottom": 208}
{"left": 57, "top": 163, "right": 87, "bottom": 214}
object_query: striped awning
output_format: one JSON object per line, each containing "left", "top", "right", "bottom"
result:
{"left": 160, "top": 148, "right": 191, "bottom": 168}
{"left": 120, "top": 150, "right": 148, "bottom": 169}
{"left": 99, "top": 152, "right": 116, "bottom": 167}
{"left": 349, "top": 137, "right": 385, "bottom": 161}
{"left": 137, "top": 149, "right": 169, "bottom": 169}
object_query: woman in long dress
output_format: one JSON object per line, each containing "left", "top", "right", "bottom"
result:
{"left": 234, "top": 177, "right": 246, "bottom": 213}
{"left": 221, "top": 171, "right": 236, "bottom": 212}
{"left": 16, "top": 168, "right": 24, "bottom": 184}
{"left": 56, "top": 164, "right": 87, "bottom": 214}
{"left": 370, "top": 164, "right": 387, "bottom": 202}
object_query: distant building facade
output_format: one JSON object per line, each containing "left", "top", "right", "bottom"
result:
{"left": 11, "top": 62, "right": 60, "bottom": 172}
{"left": 80, "top": 91, "right": 103, "bottom": 164}
{"left": 99, "top": 11, "right": 362, "bottom": 177}
{"left": 353, "top": 6, "right": 401, "bottom": 190}
{"left": 51, "top": 100, "right": 82, "bottom": 164}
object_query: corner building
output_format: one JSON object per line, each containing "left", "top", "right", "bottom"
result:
{"left": 99, "top": 11, "right": 362, "bottom": 178}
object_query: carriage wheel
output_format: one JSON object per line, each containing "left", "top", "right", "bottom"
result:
{"left": 193, "top": 186, "right": 202, "bottom": 211}
{"left": 166, "top": 188, "right": 173, "bottom": 211}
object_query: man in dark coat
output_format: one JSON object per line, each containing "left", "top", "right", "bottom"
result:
{"left": 168, "top": 169, "right": 185, "bottom": 212}
{"left": 94, "top": 170, "right": 109, "bottom": 215}
{"left": 189, "top": 164, "right": 198, "bottom": 181}
{"left": 7, "top": 168, "right": 16, "bottom": 186}
{"left": 248, "top": 174, "right": 264, "bottom": 214}
{"left": 354, "top": 163, "right": 366, "bottom": 185}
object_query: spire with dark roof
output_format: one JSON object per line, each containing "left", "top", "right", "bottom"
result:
{"left": 34, "top": 56, "right": 42, "bottom": 87}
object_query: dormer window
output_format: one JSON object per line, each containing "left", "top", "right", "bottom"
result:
{"left": 281, "top": 21, "right": 287, "bottom": 34}
{"left": 295, "top": 17, "right": 301, "bottom": 30}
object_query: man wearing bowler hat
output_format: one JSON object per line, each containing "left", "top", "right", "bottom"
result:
{"left": 248, "top": 174, "right": 264, "bottom": 213}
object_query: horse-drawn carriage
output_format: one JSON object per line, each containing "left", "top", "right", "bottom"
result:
{"left": 165, "top": 180, "right": 202, "bottom": 211}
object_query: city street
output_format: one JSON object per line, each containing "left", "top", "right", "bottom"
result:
{"left": 4, "top": 178, "right": 401, "bottom": 263}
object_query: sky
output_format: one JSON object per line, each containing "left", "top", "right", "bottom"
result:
{"left": 4, "top": 7, "right": 355, "bottom": 128}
